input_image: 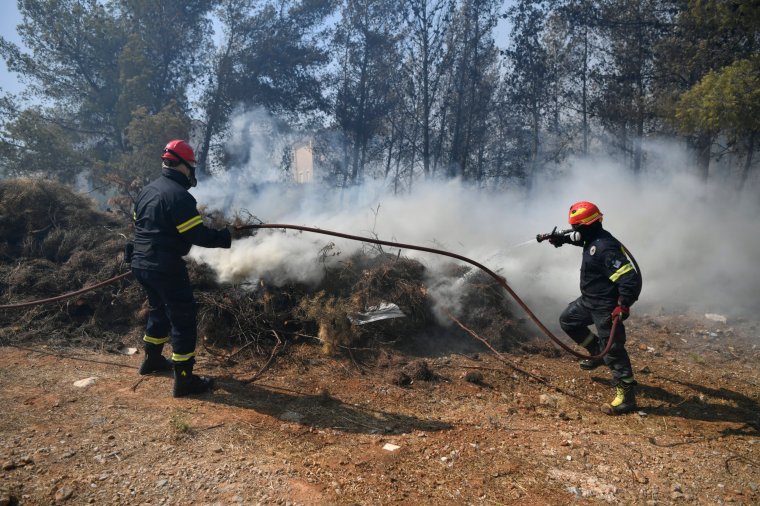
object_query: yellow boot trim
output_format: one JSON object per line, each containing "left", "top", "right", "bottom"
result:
{"left": 172, "top": 351, "right": 196, "bottom": 362}
{"left": 610, "top": 386, "right": 626, "bottom": 407}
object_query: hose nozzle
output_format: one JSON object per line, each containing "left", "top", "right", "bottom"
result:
{"left": 536, "top": 227, "right": 575, "bottom": 242}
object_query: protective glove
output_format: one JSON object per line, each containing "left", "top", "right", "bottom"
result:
{"left": 548, "top": 235, "right": 565, "bottom": 248}
{"left": 611, "top": 304, "right": 630, "bottom": 321}
{"left": 229, "top": 225, "right": 255, "bottom": 241}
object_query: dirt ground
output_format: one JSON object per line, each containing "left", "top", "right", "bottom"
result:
{"left": 1, "top": 311, "right": 758, "bottom": 505}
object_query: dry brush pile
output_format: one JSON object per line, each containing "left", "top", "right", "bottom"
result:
{"left": 0, "top": 178, "right": 530, "bottom": 361}
{"left": 0, "top": 178, "right": 141, "bottom": 346}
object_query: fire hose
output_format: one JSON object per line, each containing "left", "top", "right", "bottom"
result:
{"left": 0, "top": 272, "right": 133, "bottom": 309}
{"left": 0, "top": 223, "right": 641, "bottom": 360}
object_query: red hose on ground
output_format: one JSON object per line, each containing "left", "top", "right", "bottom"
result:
{"left": 0, "top": 272, "right": 132, "bottom": 309}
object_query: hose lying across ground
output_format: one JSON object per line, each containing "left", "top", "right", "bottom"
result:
{"left": 0, "top": 272, "right": 133, "bottom": 309}
{"left": 0, "top": 223, "right": 639, "bottom": 360}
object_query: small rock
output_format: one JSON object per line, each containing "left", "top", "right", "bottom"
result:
{"left": 382, "top": 443, "right": 400, "bottom": 452}
{"left": 156, "top": 479, "right": 168, "bottom": 488}
{"left": 73, "top": 377, "right": 97, "bottom": 388}
{"left": 638, "top": 343, "right": 648, "bottom": 351}
{"left": 116, "top": 346, "right": 138, "bottom": 355}
{"left": 1, "top": 461, "right": 15, "bottom": 471}
{"left": 639, "top": 366, "right": 651, "bottom": 374}
{"left": 539, "top": 394, "right": 558, "bottom": 407}
{"left": 54, "top": 486, "right": 74, "bottom": 503}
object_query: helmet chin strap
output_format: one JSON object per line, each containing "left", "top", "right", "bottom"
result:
{"left": 164, "top": 148, "right": 197, "bottom": 187}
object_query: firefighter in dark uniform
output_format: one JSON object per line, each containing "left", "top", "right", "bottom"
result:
{"left": 131, "top": 139, "right": 232, "bottom": 397}
{"left": 549, "top": 201, "right": 642, "bottom": 415}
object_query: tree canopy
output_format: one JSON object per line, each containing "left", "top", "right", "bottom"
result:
{"left": 0, "top": 0, "right": 758, "bottom": 192}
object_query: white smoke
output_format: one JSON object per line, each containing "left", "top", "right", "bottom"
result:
{"left": 188, "top": 110, "right": 760, "bottom": 323}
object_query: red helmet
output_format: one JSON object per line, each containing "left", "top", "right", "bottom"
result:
{"left": 161, "top": 139, "right": 196, "bottom": 164}
{"left": 568, "top": 201, "right": 603, "bottom": 226}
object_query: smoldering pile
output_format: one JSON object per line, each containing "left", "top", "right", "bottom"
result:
{"left": 0, "top": 178, "right": 530, "bottom": 358}
{"left": 200, "top": 248, "right": 532, "bottom": 358}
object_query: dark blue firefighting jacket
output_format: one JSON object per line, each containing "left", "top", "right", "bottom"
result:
{"left": 572, "top": 228, "right": 641, "bottom": 309}
{"left": 131, "top": 169, "right": 231, "bottom": 273}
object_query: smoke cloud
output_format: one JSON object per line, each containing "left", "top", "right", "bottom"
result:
{"left": 189, "top": 109, "right": 760, "bottom": 325}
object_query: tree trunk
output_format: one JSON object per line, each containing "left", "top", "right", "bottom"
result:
{"left": 384, "top": 122, "right": 396, "bottom": 178}
{"left": 693, "top": 133, "right": 712, "bottom": 181}
{"left": 738, "top": 130, "right": 756, "bottom": 190}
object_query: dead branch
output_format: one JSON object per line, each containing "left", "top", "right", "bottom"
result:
{"left": 446, "top": 310, "right": 594, "bottom": 406}
{"left": 241, "top": 330, "right": 284, "bottom": 384}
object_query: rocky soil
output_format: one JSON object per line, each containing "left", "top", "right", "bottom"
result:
{"left": 1, "top": 311, "right": 758, "bottom": 505}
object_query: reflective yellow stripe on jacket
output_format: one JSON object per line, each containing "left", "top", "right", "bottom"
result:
{"left": 609, "top": 263, "right": 634, "bottom": 282}
{"left": 176, "top": 215, "right": 203, "bottom": 234}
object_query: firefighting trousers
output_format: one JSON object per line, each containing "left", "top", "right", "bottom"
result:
{"left": 559, "top": 297, "right": 633, "bottom": 385}
{"left": 132, "top": 266, "right": 198, "bottom": 362}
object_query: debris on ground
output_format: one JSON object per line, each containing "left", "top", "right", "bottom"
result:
{"left": 72, "top": 377, "right": 97, "bottom": 388}
{"left": 705, "top": 313, "right": 728, "bottom": 324}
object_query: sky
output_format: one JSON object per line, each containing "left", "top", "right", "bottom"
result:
{"left": 0, "top": 1, "right": 24, "bottom": 95}
{"left": 0, "top": 2, "right": 514, "bottom": 98}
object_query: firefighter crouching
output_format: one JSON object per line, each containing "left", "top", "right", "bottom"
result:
{"left": 547, "top": 201, "right": 643, "bottom": 415}
{"left": 130, "top": 139, "right": 245, "bottom": 397}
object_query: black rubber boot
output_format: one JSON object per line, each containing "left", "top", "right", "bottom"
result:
{"left": 579, "top": 356, "right": 604, "bottom": 370}
{"left": 603, "top": 380, "right": 637, "bottom": 415}
{"left": 577, "top": 333, "right": 604, "bottom": 370}
{"left": 173, "top": 361, "right": 214, "bottom": 398}
{"left": 138, "top": 345, "right": 173, "bottom": 375}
